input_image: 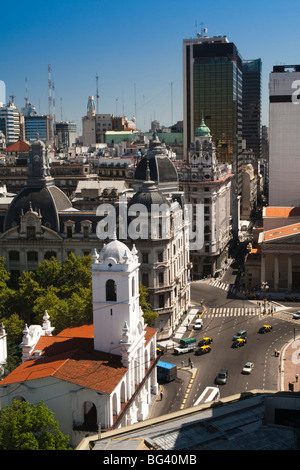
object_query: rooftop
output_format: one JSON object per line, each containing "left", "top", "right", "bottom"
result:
{"left": 0, "top": 324, "right": 156, "bottom": 394}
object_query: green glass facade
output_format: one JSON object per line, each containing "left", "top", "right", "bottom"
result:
{"left": 183, "top": 39, "right": 243, "bottom": 170}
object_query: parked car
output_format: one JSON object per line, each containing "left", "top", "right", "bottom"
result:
{"left": 232, "top": 338, "right": 247, "bottom": 348}
{"left": 215, "top": 370, "right": 228, "bottom": 384}
{"left": 195, "top": 345, "right": 211, "bottom": 355}
{"left": 194, "top": 318, "right": 203, "bottom": 330}
{"left": 293, "top": 311, "right": 300, "bottom": 320}
{"left": 198, "top": 337, "right": 213, "bottom": 346}
{"left": 242, "top": 362, "right": 254, "bottom": 374}
{"left": 258, "top": 324, "right": 272, "bottom": 334}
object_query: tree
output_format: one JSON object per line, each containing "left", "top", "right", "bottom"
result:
{"left": 0, "top": 400, "right": 71, "bottom": 450}
{"left": 0, "top": 257, "right": 13, "bottom": 317}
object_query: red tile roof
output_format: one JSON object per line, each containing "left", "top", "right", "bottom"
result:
{"left": 4, "top": 141, "right": 29, "bottom": 152}
{"left": 0, "top": 324, "right": 156, "bottom": 393}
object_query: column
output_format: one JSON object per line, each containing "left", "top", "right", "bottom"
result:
{"left": 288, "top": 254, "right": 293, "bottom": 292}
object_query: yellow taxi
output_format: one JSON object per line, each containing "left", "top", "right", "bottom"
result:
{"left": 195, "top": 345, "right": 211, "bottom": 355}
{"left": 258, "top": 324, "right": 272, "bottom": 334}
{"left": 232, "top": 338, "right": 247, "bottom": 348}
{"left": 198, "top": 337, "right": 213, "bottom": 346}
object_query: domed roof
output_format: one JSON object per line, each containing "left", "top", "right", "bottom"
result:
{"left": 4, "top": 185, "right": 72, "bottom": 232}
{"left": 129, "top": 164, "right": 170, "bottom": 210}
{"left": 3, "top": 138, "right": 72, "bottom": 232}
{"left": 134, "top": 133, "right": 178, "bottom": 185}
{"left": 195, "top": 119, "right": 211, "bottom": 137}
{"left": 99, "top": 238, "right": 133, "bottom": 264}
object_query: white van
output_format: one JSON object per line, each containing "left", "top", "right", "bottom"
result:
{"left": 194, "top": 318, "right": 203, "bottom": 330}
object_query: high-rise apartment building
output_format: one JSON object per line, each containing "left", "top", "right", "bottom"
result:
{"left": 268, "top": 65, "right": 300, "bottom": 206}
{"left": 0, "top": 101, "right": 21, "bottom": 145}
{"left": 242, "top": 59, "right": 262, "bottom": 159}
{"left": 183, "top": 35, "right": 243, "bottom": 172}
{"left": 0, "top": 80, "right": 5, "bottom": 106}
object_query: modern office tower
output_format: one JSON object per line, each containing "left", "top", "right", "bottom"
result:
{"left": 183, "top": 35, "right": 243, "bottom": 172}
{"left": 55, "top": 121, "right": 77, "bottom": 152}
{"left": 0, "top": 80, "right": 5, "bottom": 105}
{"left": 0, "top": 101, "right": 21, "bottom": 145}
{"left": 24, "top": 115, "right": 53, "bottom": 144}
{"left": 242, "top": 59, "right": 262, "bottom": 159}
{"left": 268, "top": 65, "right": 300, "bottom": 206}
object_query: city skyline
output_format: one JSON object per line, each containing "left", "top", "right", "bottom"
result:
{"left": 1, "top": 0, "right": 299, "bottom": 133}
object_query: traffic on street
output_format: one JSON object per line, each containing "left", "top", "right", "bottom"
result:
{"left": 153, "top": 271, "right": 300, "bottom": 417}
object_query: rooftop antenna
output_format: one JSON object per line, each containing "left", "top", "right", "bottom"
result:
{"left": 24, "top": 77, "right": 29, "bottom": 108}
{"left": 196, "top": 22, "right": 208, "bottom": 38}
{"left": 134, "top": 83, "right": 137, "bottom": 124}
{"left": 52, "top": 81, "right": 56, "bottom": 124}
{"left": 60, "top": 97, "right": 63, "bottom": 121}
{"left": 170, "top": 82, "right": 173, "bottom": 126}
{"left": 48, "top": 64, "right": 52, "bottom": 117}
{"left": 96, "top": 74, "right": 99, "bottom": 114}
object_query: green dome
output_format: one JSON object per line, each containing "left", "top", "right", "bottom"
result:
{"left": 195, "top": 119, "right": 211, "bottom": 137}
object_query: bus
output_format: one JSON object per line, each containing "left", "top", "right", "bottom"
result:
{"left": 157, "top": 361, "right": 177, "bottom": 382}
{"left": 193, "top": 386, "right": 220, "bottom": 406}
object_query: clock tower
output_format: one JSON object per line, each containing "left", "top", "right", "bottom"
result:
{"left": 190, "top": 119, "right": 218, "bottom": 181}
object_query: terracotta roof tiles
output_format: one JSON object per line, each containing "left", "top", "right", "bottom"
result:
{"left": 4, "top": 141, "right": 29, "bottom": 152}
{"left": 0, "top": 324, "right": 157, "bottom": 395}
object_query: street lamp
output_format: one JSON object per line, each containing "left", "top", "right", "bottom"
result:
{"left": 261, "top": 281, "right": 269, "bottom": 314}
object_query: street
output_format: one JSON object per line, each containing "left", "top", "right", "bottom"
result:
{"left": 152, "top": 275, "right": 300, "bottom": 417}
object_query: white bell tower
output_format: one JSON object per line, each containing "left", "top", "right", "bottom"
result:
{"left": 92, "top": 237, "right": 145, "bottom": 358}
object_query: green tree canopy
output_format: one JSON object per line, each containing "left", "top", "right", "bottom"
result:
{"left": 139, "top": 283, "right": 158, "bottom": 326}
{"left": 0, "top": 400, "right": 71, "bottom": 450}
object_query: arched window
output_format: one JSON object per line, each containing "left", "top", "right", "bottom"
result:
{"left": 44, "top": 251, "right": 57, "bottom": 260}
{"left": 106, "top": 279, "right": 117, "bottom": 301}
{"left": 132, "top": 276, "right": 135, "bottom": 297}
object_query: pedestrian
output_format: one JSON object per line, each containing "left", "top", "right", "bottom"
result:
{"left": 181, "top": 360, "right": 184, "bottom": 368}
{"left": 160, "top": 391, "right": 163, "bottom": 400}
{"left": 296, "top": 373, "right": 299, "bottom": 383}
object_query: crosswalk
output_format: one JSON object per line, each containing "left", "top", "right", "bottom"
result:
{"left": 199, "top": 278, "right": 238, "bottom": 294}
{"left": 204, "top": 306, "right": 260, "bottom": 317}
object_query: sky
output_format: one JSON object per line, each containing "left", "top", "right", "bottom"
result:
{"left": 1, "top": 0, "right": 299, "bottom": 133}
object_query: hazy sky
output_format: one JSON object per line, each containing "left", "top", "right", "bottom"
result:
{"left": 1, "top": 0, "right": 299, "bottom": 132}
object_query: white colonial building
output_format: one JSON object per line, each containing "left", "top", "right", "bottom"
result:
{"left": 0, "top": 239, "right": 158, "bottom": 448}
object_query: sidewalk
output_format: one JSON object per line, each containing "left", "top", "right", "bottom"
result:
{"left": 157, "top": 305, "right": 199, "bottom": 351}
{"left": 280, "top": 335, "right": 300, "bottom": 392}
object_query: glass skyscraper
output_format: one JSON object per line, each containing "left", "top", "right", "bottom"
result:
{"left": 24, "top": 115, "right": 53, "bottom": 144}
{"left": 183, "top": 35, "right": 243, "bottom": 172}
{"left": 242, "top": 59, "right": 262, "bottom": 159}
